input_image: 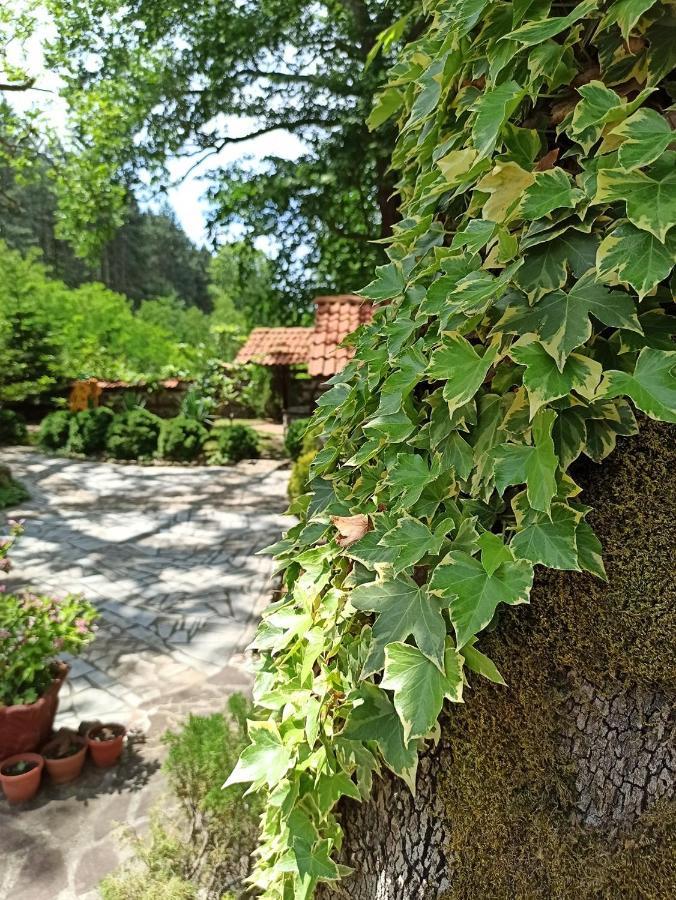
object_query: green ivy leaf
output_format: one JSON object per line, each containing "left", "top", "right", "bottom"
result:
{"left": 510, "top": 341, "right": 603, "bottom": 417}
{"left": 381, "top": 641, "right": 464, "bottom": 742}
{"left": 388, "top": 452, "right": 433, "bottom": 506}
{"left": 429, "top": 550, "right": 534, "bottom": 648}
{"left": 601, "top": 348, "right": 676, "bottom": 423}
{"left": 224, "top": 721, "right": 293, "bottom": 789}
{"left": 361, "top": 262, "right": 405, "bottom": 300}
{"left": 492, "top": 408, "right": 558, "bottom": 513}
{"left": 597, "top": 223, "right": 676, "bottom": 298}
{"left": 575, "top": 520, "right": 607, "bottom": 579}
{"left": 496, "top": 275, "right": 642, "bottom": 370}
{"left": 379, "top": 515, "right": 445, "bottom": 575}
{"left": 342, "top": 684, "right": 418, "bottom": 790}
{"left": 477, "top": 530, "right": 514, "bottom": 577}
{"left": 471, "top": 80, "right": 524, "bottom": 157}
{"left": 461, "top": 636, "right": 506, "bottom": 684}
{"left": 612, "top": 108, "right": 674, "bottom": 170}
{"left": 510, "top": 502, "right": 581, "bottom": 570}
{"left": 428, "top": 334, "right": 499, "bottom": 414}
{"left": 519, "top": 168, "right": 583, "bottom": 220}
{"left": 503, "top": 0, "right": 598, "bottom": 46}
{"left": 594, "top": 162, "right": 676, "bottom": 241}
{"left": 350, "top": 573, "right": 449, "bottom": 675}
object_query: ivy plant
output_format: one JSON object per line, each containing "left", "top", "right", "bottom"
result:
{"left": 226, "top": 1, "right": 676, "bottom": 896}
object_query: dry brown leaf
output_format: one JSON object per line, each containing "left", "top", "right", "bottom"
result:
{"left": 331, "top": 514, "right": 369, "bottom": 547}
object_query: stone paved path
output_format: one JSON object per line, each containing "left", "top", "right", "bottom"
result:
{"left": 0, "top": 447, "right": 291, "bottom": 899}
{"left": 1, "top": 447, "right": 291, "bottom": 727}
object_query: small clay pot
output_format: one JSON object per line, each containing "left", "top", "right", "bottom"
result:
{"left": 42, "top": 734, "right": 87, "bottom": 784}
{"left": 86, "top": 724, "right": 126, "bottom": 768}
{"left": 0, "top": 752, "right": 44, "bottom": 804}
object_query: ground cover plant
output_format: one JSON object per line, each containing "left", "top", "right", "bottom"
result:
{"left": 100, "top": 695, "right": 262, "bottom": 900}
{"left": 223, "top": 1, "right": 676, "bottom": 897}
{"left": 0, "top": 464, "right": 29, "bottom": 511}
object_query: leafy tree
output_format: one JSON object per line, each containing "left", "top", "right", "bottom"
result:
{"left": 209, "top": 241, "right": 282, "bottom": 328}
{"left": 35, "top": 0, "right": 418, "bottom": 309}
{"left": 224, "top": 1, "right": 676, "bottom": 896}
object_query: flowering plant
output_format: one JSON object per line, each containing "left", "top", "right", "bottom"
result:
{"left": 0, "top": 523, "right": 98, "bottom": 705}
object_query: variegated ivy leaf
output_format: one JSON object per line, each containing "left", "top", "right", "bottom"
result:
{"left": 596, "top": 223, "right": 676, "bottom": 298}
{"left": 388, "top": 452, "right": 432, "bottom": 507}
{"left": 611, "top": 108, "right": 674, "bottom": 170}
{"left": 594, "top": 157, "right": 676, "bottom": 241}
{"left": 430, "top": 550, "right": 534, "bottom": 649}
{"left": 510, "top": 340, "right": 603, "bottom": 418}
{"left": 475, "top": 161, "right": 535, "bottom": 222}
{"left": 428, "top": 334, "right": 500, "bottom": 414}
{"left": 361, "top": 262, "right": 405, "bottom": 300}
{"left": 224, "top": 721, "right": 293, "bottom": 789}
{"left": 471, "top": 80, "right": 524, "bottom": 158}
{"left": 518, "top": 167, "right": 584, "bottom": 220}
{"left": 600, "top": 0, "right": 661, "bottom": 40}
{"left": 492, "top": 408, "right": 559, "bottom": 513}
{"left": 350, "top": 573, "right": 449, "bottom": 676}
{"left": 503, "top": 0, "right": 598, "bottom": 47}
{"left": 601, "top": 348, "right": 676, "bottom": 423}
{"left": 568, "top": 81, "right": 623, "bottom": 152}
{"left": 509, "top": 501, "right": 582, "bottom": 570}
{"left": 342, "top": 683, "right": 418, "bottom": 791}
{"left": 477, "top": 530, "right": 514, "bottom": 577}
{"left": 381, "top": 641, "right": 464, "bottom": 743}
{"left": 495, "top": 273, "right": 642, "bottom": 370}
{"left": 379, "top": 515, "right": 445, "bottom": 575}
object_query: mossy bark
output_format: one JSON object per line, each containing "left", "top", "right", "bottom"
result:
{"left": 325, "top": 419, "right": 676, "bottom": 899}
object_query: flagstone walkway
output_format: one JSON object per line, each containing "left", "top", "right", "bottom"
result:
{"left": 0, "top": 447, "right": 291, "bottom": 899}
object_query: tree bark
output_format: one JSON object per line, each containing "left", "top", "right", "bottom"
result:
{"left": 323, "top": 419, "right": 676, "bottom": 899}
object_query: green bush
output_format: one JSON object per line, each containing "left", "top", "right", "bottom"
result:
{"left": 105, "top": 408, "right": 162, "bottom": 460}
{"left": 284, "top": 418, "right": 311, "bottom": 460}
{"left": 37, "top": 410, "right": 72, "bottom": 451}
{"left": 0, "top": 409, "right": 28, "bottom": 446}
{"left": 288, "top": 449, "right": 317, "bottom": 501}
{"left": 99, "top": 694, "right": 261, "bottom": 900}
{"left": 208, "top": 424, "right": 259, "bottom": 464}
{"left": 158, "top": 417, "right": 207, "bottom": 462}
{"left": 0, "top": 464, "right": 29, "bottom": 510}
{"left": 67, "top": 406, "right": 114, "bottom": 455}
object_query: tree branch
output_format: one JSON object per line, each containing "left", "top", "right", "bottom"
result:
{"left": 0, "top": 78, "right": 35, "bottom": 92}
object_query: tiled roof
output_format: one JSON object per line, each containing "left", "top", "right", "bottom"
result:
{"left": 308, "top": 295, "right": 373, "bottom": 377}
{"left": 235, "top": 296, "right": 373, "bottom": 376}
{"left": 235, "top": 327, "right": 314, "bottom": 366}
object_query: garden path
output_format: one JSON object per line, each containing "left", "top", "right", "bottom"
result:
{"left": 0, "top": 447, "right": 291, "bottom": 899}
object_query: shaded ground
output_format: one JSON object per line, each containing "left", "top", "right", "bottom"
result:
{"left": 0, "top": 447, "right": 291, "bottom": 898}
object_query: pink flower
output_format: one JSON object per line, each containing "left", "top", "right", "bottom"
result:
{"left": 75, "top": 618, "right": 89, "bottom": 634}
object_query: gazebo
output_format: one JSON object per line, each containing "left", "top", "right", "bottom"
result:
{"left": 236, "top": 295, "right": 373, "bottom": 420}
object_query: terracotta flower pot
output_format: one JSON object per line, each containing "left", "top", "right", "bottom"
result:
{"left": 86, "top": 724, "right": 126, "bottom": 768}
{"left": 0, "top": 662, "right": 70, "bottom": 759}
{"left": 0, "top": 753, "right": 44, "bottom": 804}
{"left": 41, "top": 733, "right": 87, "bottom": 784}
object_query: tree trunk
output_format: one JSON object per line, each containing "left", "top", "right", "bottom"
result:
{"left": 323, "top": 419, "right": 676, "bottom": 899}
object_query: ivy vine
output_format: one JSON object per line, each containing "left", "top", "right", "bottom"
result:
{"left": 226, "top": 1, "right": 676, "bottom": 896}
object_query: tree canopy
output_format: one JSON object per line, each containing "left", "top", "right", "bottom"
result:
{"left": 25, "top": 0, "right": 418, "bottom": 308}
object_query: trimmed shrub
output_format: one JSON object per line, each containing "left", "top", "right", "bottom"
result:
{"left": 0, "top": 464, "right": 29, "bottom": 510}
{"left": 288, "top": 449, "right": 316, "bottom": 501}
{"left": 208, "top": 424, "right": 259, "bottom": 464}
{"left": 105, "top": 408, "right": 162, "bottom": 460}
{"left": 284, "top": 417, "right": 311, "bottom": 460}
{"left": 0, "top": 409, "right": 28, "bottom": 446}
{"left": 158, "top": 417, "right": 207, "bottom": 462}
{"left": 37, "top": 410, "right": 72, "bottom": 452}
{"left": 67, "top": 407, "right": 114, "bottom": 456}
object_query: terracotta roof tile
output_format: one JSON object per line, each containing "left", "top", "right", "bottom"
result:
{"left": 308, "top": 295, "right": 373, "bottom": 377}
{"left": 235, "top": 296, "right": 373, "bottom": 377}
{"left": 235, "top": 327, "right": 314, "bottom": 366}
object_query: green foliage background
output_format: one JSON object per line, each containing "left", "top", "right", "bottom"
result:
{"left": 224, "top": 1, "right": 676, "bottom": 897}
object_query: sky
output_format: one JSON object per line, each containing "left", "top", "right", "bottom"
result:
{"left": 6, "top": 15, "right": 305, "bottom": 248}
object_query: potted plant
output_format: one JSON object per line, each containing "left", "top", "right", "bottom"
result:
{"left": 0, "top": 521, "right": 98, "bottom": 758}
{"left": 41, "top": 729, "right": 88, "bottom": 784}
{"left": 0, "top": 752, "right": 44, "bottom": 804}
{"left": 86, "top": 724, "right": 126, "bottom": 768}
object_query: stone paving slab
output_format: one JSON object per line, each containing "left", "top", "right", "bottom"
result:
{"left": 0, "top": 448, "right": 291, "bottom": 728}
{"left": 0, "top": 448, "right": 292, "bottom": 899}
